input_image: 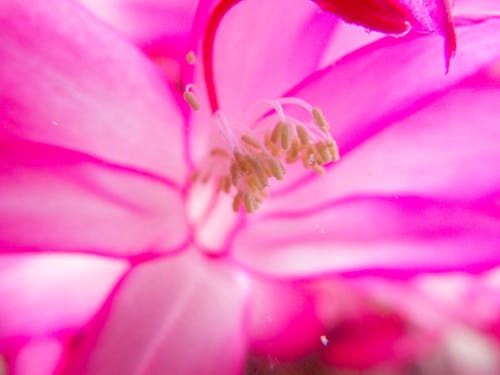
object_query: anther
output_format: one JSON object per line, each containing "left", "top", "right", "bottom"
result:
{"left": 317, "top": 142, "right": 331, "bottom": 164}
{"left": 269, "top": 158, "right": 284, "bottom": 180}
{"left": 201, "top": 171, "right": 212, "bottom": 183}
{"left": 183, "top": 90, "right": 200, "bottom": 111}
{"left": 230, "top": 163, "right": 240, "bottom": 185}
{"left": 312, "top": 107, "right": 329, "bottom": 132}
{"left": 270, "top": 122, "right": 283, "bottom": 144}
{"left": 244, "top": 194, "right": 255, "bottom": 213}
{"left": 280, "top": 122, "right": 291, "bottom": 150}
{"left": 286, "top": 139, "right": 300, "bottom": 163}
{"left": 296, "top": 125, "right": 310, "bottom": 145}
{"left": 193, "top": 99, "right": 339, "bottom": 214}
{"left": 233, "top": 192, "right": 243, "bottom": 212}
{"left": 241, "top": 135, "right": 262, "bottom": 150}
{"left": 219, "top": 175, "right": 231, "bottom": 193}
{"left": 211, "top": 148, "right": 230, "bottom": 158}
{"left": 191, "top": 170, "right": 200, "bottom": 183}
{"left": 313, "top": 164, "right": 325, "bottom": 175}
{"left": 186, "top": 50, "right": 196, "bottom": 65}
{"left": 248, "top": 158, "right": 267, "bottom": 186}
{"left": 327, "top": 141, "right": 340, "bottom": 161}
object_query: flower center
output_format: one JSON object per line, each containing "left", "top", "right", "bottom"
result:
{"left": 190, "top": 97, "right": 339, "bottom": 213}
{"left": 185, "top": 0, "right": 340, "bottom": 213}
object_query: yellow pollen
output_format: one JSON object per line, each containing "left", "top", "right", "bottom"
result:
{"left": 280, "top": 123, "right": 291, "bottom": 150}
{"left": 243, "top": 194, "right": 255, "bottom": 213}
{"left": 191, "top": 169, "right": 201, "bottom": 183}
{"left": 185, "top": 50, "right": 196, "bottom": 65}
{"left": 296, "top": 125, "right": 310, "bottom": 145}
{"left": 270, "top": 121, "right": 283, "bottom": 144}
{"left": 312, "top": 107, "right": 329, "bottom": 132}
{"left": 318, "top": 143, "right": 331, "bottom": 163}
{"left": 286, "top": 139, "right": 300, "bottom": 163}
{"left": 232, "top": 192, "right": 243, "bottom": 212}
{"left": 327, "top": 141, "right": 340, "bottom": 162}
{"left": 241, "top": 134, "right": 262, "bottom": 150}
{"left": 193, "top": 103, "right": 339, "bottom": 213}
{"left": 183, "top": 90, "right": 200, "bottom": 111}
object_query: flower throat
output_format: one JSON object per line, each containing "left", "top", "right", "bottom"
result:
{"left": 186, "top": 0, "right": 340, "bottom": 213}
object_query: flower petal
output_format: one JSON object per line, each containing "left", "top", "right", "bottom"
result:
{"left": 60, "top": 251, "right": 249, "bottom": 375}
{"left": 0, "top": 139, "right": 188, "bottom": 255}
{"left": 4, "top": 338, "right": 63, "bottom": 375}
{"left": 248, "top": 279, "right": 325, "bottom": 360}
{"left": 0, "top": 0, "right": 187, "bottom": 183}
{"left": 0, "top": 254, "right": 125, "bottom": 341}
{"left": 296, "top": 17, "right": 499, "bottom": 153}
{"left": 232, "top": 196, "right": 500, "bottom": 278}
{"left": 401, "top": 0, "right": 456, "bottom": 68}
{"left": 212, "top": 0, "right": 337, "bottom": 121}
{"left": 78, "top": 0, "right": 200, "bottom": 87}
{"left": 313, "top": 0, "right": 456, "bottom": 68}
{"left": 265, "top": 19, "right": 500, "bottom": 213}
{"left": 414, "top": 269, "right": 500, "bottom": 333}
{"left": 454, "top": 0, "right": 500, "bottom": 15}
{"left": 78, "top": 0, "right": 198, "bottom": 46}
{"left": 322, "top": 310, "right": 409, "bottom": 369}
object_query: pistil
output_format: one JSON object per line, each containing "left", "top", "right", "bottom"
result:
{"left": 202, "top": 0, "right": 242, "bottom": 113}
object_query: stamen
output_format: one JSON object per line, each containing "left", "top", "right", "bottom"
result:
{"left": 270, "top": 122, "right": 283, "bottom": 144}
{"left": 312, "top": 107, "right": 329, "bottom": 132}
{"left": 233, "top": 192, "right": 243, "bottom": 212}
{"left": 316, "top": 143, "right": 330, "bottom": 164}
{"left": 286, "top": 139, "right": 300, "bottom": 163}
{"left": 211, "top": 148, "right": 230, "bottom": 158}
{"left": 192, "top": 99, "right": 340, "bottom": 213}
{"left": 327, "top": 140, "right": 340, "bottom": 162}
{"left": 185, "top": 50, "right": 196, "bottom": 65}
{"left": 243, "top": 194, "right": 255, "bottom": 213}
{"left": 296, "top": 125, "right": 310, "bottom": 145}
{"left": 241, "top": 135, "right": 262, "bottom": 150}
{"left": 183, "top": 84, "right": 200, "bottom": 111}
{"left": 269, "top": 158, "right": 285, "bottom": 180}
{"left": 280, "top": 122, "right": 291, "bottom": 150}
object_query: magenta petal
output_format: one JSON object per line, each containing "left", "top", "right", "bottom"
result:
{"left": 79, "top": 0, "right": 198, "bottom": 46}
{"left": 290, "top": 18, "right": 500, "bottom": 157}
{"left": 0, "top": 139, "right": 188, "bottom": 255}
{"left": 61, "top": 251, "right": 249, "bottom": 375}
{"left": 414, "top": 269, "right": 500, "bottom": 334}
{"left": 248, "top": 279, "right": 324, "bottom": 360}
{"left": 266, "top": 77, "right": 500, "bottom": 214}
{"left": 5, "top": 338, "right": 62, "bottom": 375}
{"left": 212, "top": 0, "right": 337, "bottom": 121}
{"left": 454, "top": 0, "right": 500, "bottom": 15}
{"left": 264, "top": 22, "right": 500, "bottom": 212}
{"left": 322, "top": 310, "right": 408, "bottom": 369}
{"left": 232, "top": 196, "right": 500, "bottom": 278}
{"left": 0, "top": 0, "right": 187, "bottom": 183}
{"left": 401, "top": 0, "right": 456, "bottom": 69}
{"left": 0, "top": 254, "right": 125, "bottom": 341}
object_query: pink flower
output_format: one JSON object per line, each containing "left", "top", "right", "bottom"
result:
{"left": 1, "top": 0, "right": 499, "bottom": 374}
{"left": 316, "top": 269, "right": 500, "bottom": 374}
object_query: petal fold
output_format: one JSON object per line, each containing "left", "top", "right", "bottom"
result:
{"left": 265, "top": 19, "right": 500, "bottom": 212}
{"left": 60, "top": 251, "right": 249, "bottom": 375}
{"left": 313, "top": 0, "right": 456, "bottom": 68}
{"left": 248, "top": 279, "right": 325, "bottom": 360}
{"left": 0, "top": 254, "right": 125, "bottom": 342}
{"left": 0, "top": 139, "right": 189, "bottom": 256}
{"left": 212, "top": 0, "right": 337, "bottom": 122}
{"left": 0, "top": 0, "right": 187, "bottom": 183}
{"left": 232, "top": 196, "right": 500, "bottom": 278}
